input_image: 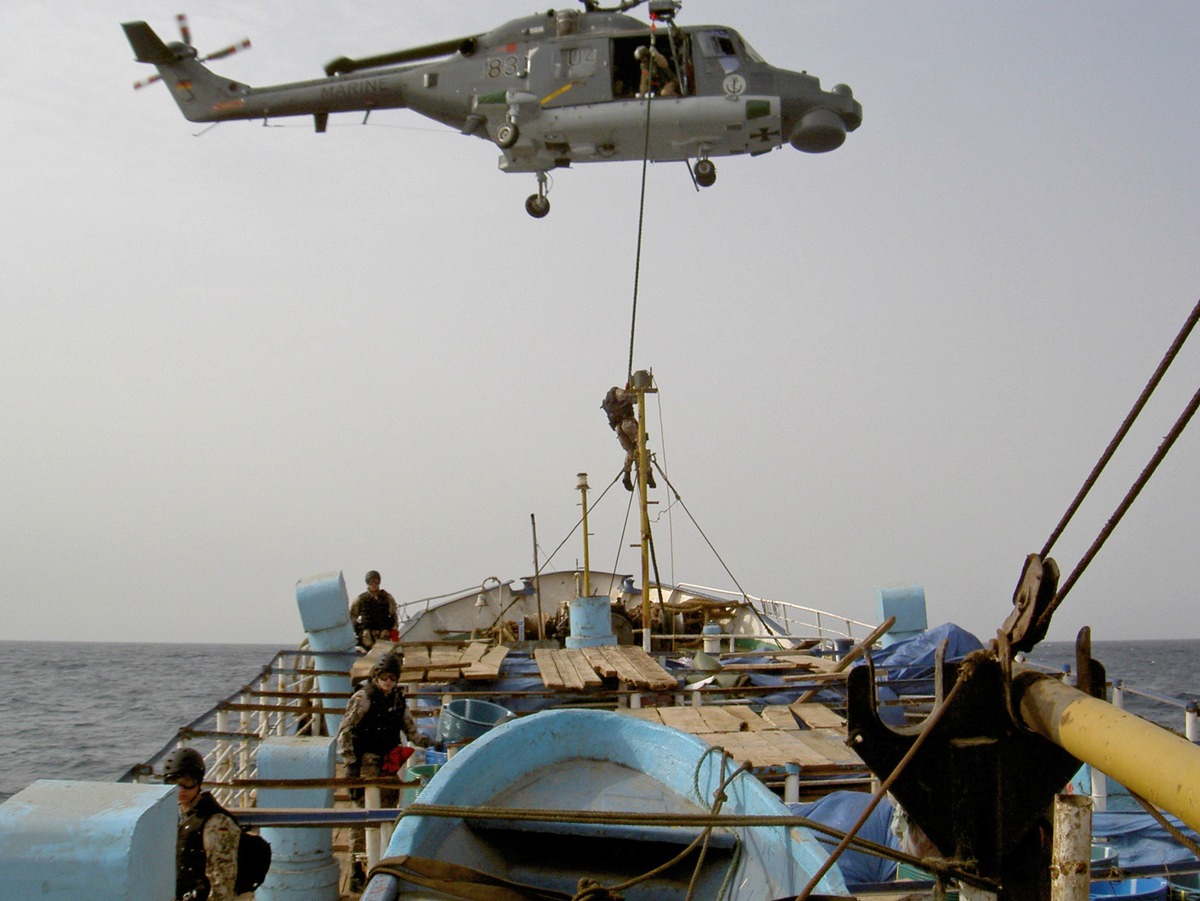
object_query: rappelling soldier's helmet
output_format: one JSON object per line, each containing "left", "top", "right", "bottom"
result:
{"left": 372, "top": 652, "right": 403, "bottom": 679}
{"left": 163, "top": 747, "right": 206, "bottom": 783}
{"left": 365, "top": 570, "right": 381, "bottom": 584}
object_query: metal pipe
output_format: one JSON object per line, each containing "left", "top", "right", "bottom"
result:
{"left": 1050, "top": 794, "right": 1091, "bottom": 901}
{"left": 1018, "top": 670, "right": 1200, "bottom": 832}
{"left": 578, "top": 473, "right": 591, "bottom": 598}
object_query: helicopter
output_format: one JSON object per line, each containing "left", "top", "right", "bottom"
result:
{"left": 122, "top": 0, "right": 862, "bottom": 217}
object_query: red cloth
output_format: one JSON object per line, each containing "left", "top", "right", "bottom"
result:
{"left": 381, "top": 745, "right": 415, "bottom": 775}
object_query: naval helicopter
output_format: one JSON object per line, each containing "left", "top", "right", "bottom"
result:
{"left": 123, "top": 0, "right": 862, "bottom": 217}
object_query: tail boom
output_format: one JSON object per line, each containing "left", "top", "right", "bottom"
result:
{"left": 122, "top": 21, "right": 408, "bottom": 125}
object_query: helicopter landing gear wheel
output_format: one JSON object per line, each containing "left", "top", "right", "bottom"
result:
{"left": 525, "top": 171, "right": 551, "bottom": 218}
{"left": 525, "top": 195, "right": 550, "bottom": 218}
{"left": 695, "top": 158, "right": 717, "bottom": 188}
{"left": 495, "top": 122, "right": 519, "bottom": 149}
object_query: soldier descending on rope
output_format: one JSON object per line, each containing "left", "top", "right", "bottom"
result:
{"left": 602, "top": 385, "right": 656, "bottom": 492}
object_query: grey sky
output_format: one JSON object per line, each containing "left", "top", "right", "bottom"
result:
{"left": 2, "top": 1, "right": 1198, "bottom": 645}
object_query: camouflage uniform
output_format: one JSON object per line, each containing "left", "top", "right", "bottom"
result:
{"left": 602, "top": 386, "right": 656, "bottom": 491}
{"left": 337, "top": 681, "right": 430, "bottom": 854}
{"left": 177, "top": 791, "right": 251, "bottom": 900}
{"left": 349, "top": 589, "right": 398, "bottom": 649}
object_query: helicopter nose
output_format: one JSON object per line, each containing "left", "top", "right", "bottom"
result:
{"left": 789, "top": 108, "right": 847, "bottom": 153}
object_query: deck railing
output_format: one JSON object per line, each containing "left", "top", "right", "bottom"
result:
{"left": 121, "top": 646, "right": 345, "bottom": 809}
{"left": 666, "top": 582, "right": 877, "bottom": 647}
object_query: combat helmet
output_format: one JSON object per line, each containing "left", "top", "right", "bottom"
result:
{"left": 372, "top": 652, "right": 403, "bottom": 679}
{"left": 163, "top": 747, "right": 206, "bottom": 783}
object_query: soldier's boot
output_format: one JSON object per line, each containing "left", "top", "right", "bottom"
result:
{"left": 646, "top": 468, "right": 657, "bottom": 489}
{"left": 622, "top": 470, "right": 634, "bottom": 492}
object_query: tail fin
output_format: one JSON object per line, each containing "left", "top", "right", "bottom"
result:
{"left": 122, "top": 21, "right": 247, "bottom": 123}
{"left": 122, "top": 21, "right": 176, "bottom": 65}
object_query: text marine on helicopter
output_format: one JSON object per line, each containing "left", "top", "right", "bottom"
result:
{"left": 123, "top": 1, "right": 862, "bottom": 217}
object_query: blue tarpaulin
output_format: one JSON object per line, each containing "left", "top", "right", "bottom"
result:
{"left": 789, "top": 791, "right": 899, "bottom": 887}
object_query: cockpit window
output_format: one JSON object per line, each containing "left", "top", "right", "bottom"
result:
{"left": 697, "top": 30, "right": 738, "bottom": 58}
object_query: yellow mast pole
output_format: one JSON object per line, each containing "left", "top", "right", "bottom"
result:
{"left": 577, "top": 473, "right": 591, "bottom": 598}
{"left": 631, "top": 370, "right": 656, "bottom": 652}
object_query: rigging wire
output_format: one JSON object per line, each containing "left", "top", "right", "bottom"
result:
{"left": 1041, "top": 297, "right": 1200, "bottom": 559}
{"left": 654, "top": 388, "right": 677, "bottom": 586}
{"left": 1038, "top": 380, "right": 1200, "bottom": 629}
{"left": 652, "top": 458, "right": 750, "bottom": 600}
{"left": 533, "top": 472, "right": 623, "bottom": 576}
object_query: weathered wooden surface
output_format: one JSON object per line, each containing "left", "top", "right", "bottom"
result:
{"left": 534, "top": 646, "right": 677, "bottom": 691}
{"left": 351, "top": 640, "right": 500, "bottom": 683}
{"left": 786, "top": 702, "right": 847, "bottom": 730}
{"left": 623, "top": 704, "right": 868, "bottom": 774}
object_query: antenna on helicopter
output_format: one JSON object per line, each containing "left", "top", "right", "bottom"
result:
{"left": 132, "top": 12, "right": 251, "bottom": 90}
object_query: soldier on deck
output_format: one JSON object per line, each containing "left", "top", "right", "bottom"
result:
{"left": 602, "top": 385, "right": 656, "bottom": 492}
{"left": 337, "top": 652, "right": 431, "bottom": 892}
{"left": 349, "top": 570, "right": 398, "bottom": 650}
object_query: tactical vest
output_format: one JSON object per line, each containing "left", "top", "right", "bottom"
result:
{"left": 353, "top": 682, "right": 407, "bottom": 759}
{"left": 355, "top": 592, "right": 393, "bottom": 631}
{"left": 176, "top": 792, "right": 224, "bottom": 901}
{"left": 602, "top": 388, "right": 634, "bottom": 429}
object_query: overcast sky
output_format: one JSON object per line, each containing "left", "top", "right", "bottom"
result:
{"left": 2, "top": 1, "right": 1198, "bottom": 646}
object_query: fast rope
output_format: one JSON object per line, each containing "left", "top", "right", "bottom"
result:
{"left": 625, "top": 29, "right": 659, "bottom": 382}
{"left": 1036, "top": 298, "right": 1200, "bottom": 628}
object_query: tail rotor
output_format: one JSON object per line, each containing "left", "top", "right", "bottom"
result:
{"left": 132, "top": 12, "right": 251, "bottom": 90}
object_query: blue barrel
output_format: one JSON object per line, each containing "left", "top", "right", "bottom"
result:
{"left": 436, "top": 698, "right": 514, "bottom": 743}
{"left": 1091, "top": 878, "right": 1168, "bottom": 899}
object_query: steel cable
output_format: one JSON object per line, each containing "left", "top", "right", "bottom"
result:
{"left": 1042, "top": 298, "right": 1200, "bottom": 560}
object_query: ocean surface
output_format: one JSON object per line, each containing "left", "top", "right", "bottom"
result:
{"left": 1, "top": 638, "right": 1198, "bottom": 804}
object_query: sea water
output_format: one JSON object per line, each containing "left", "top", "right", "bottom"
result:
{"left": 0, "top": 640, "right": 280, "bottom": 803}
{"left": 1, "top": 638, "right": 1198, "bottom": 804}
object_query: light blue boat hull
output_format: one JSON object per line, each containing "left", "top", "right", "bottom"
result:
{"left": 384, "top": 709, "right": 847, "bottom": 899}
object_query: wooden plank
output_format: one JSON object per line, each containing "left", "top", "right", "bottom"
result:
{"left": 460, "top": 642, "right": 489, "bottom": 664}
{"left": 563, "top": 650, "right": 604, "bottom": 688}
{"left": 534, "top": 648, "right": 565, "bottom": 689}
{"left": 541, "top": 650, "right": 586, "bottom": 691}
{"left": 619, "top": 708, "right": 663, "bottom": 723}
{"left": 581, "top": 646, "right": 620, "bottom": 679}
{"left": 788, "top": 702, "right": 846, "bottom": 730}
{"left": 655, "top": 707, "right": 711, "bottom": 734}
{"left": 791, "top": 730, "right": 865, "bottom": 767}
{"left": 695, "top": 706, "right": 750, "bottom": 733}
{"left": 350, "top": 640, "right": 398, "bottom": 682}
{"left": 722, "top": 706, "right": 769, "bottom": 731}
{"left": 760, "top": 706, "right": 802, "bottom": 731}
{"left": 463, "top": 645, "right": 509, "bottom": 681}
{"left": 612, "top": 646, "right": 678, "bottom": 691}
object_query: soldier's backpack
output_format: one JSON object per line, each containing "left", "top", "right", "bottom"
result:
{"left": 234, "top": 828, "right": 272, "bottom": 895}
{"left": 196, "top": 793, "right": 272, "bottom": 894}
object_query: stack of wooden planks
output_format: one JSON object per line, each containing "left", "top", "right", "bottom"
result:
{"left": 351, "top": 640, "right": 508, "bottom": 683}
{"left": 623, "top": 704, "right": 868, "bottom": 776}
{"left": 534, "top": 646, "right": 678, "bottom": 691}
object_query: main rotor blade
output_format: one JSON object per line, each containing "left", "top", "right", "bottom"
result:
{"left": 324, "top": 35, "right": 475, "bottom": 77}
